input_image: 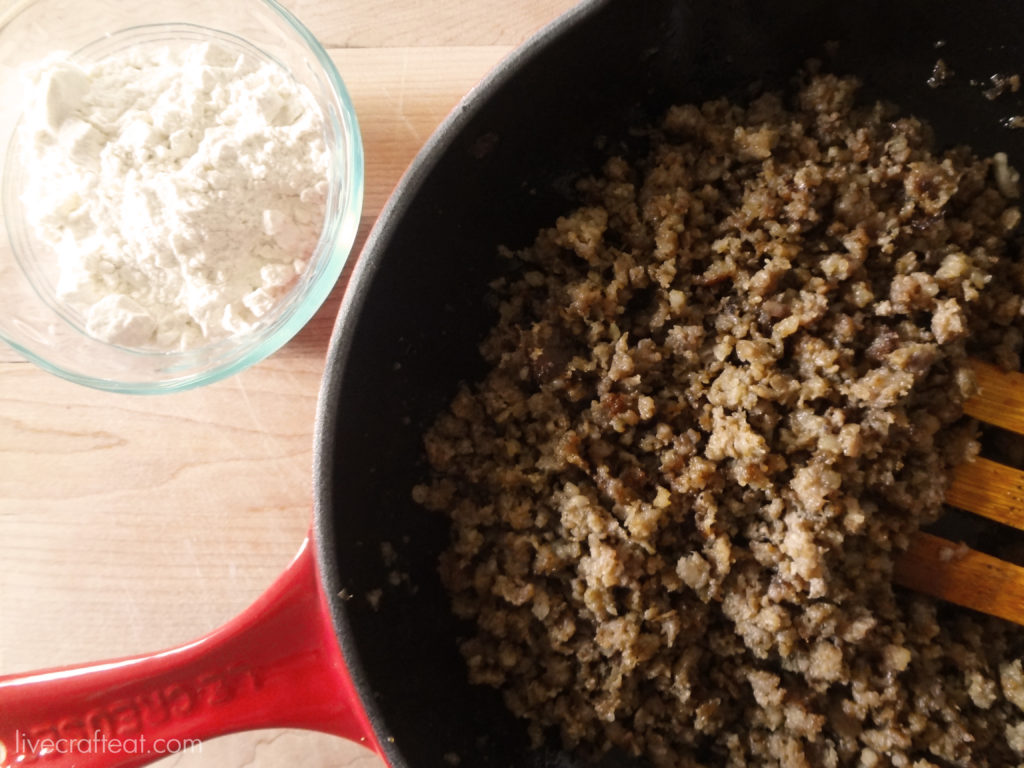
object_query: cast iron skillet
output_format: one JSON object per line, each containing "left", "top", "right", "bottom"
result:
{"left": 3, "top": 1, "right": 1024, "bottom": 767}
{"left": 318, "top": 0, "right": 1024, "bottom": 765}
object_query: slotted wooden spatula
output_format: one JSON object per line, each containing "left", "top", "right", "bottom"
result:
{"left": 894, "top": 360, "right": 1024, "bottom": 625}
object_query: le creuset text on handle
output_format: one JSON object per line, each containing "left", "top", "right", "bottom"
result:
{"left": 0, "top": 536, "right": 380, "bottom": 768}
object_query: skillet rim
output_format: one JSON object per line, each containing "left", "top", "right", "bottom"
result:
{"left": 311, "top": 0, "right": 612, "bottom": 761}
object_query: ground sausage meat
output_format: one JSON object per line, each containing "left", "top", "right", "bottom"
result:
{"left": 412, "top": 73, "right": 1024, "bottom": 767}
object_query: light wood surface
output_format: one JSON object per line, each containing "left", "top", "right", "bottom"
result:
{"left": 0, "top": 2, "right": 579, "bottom": 766}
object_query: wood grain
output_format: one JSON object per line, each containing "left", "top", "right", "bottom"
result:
{"left": 964, "top": 358, "right": 1024, "bottom": 436}
{"left": 946, "top": 455, "right": 1024, "bottom": 531}
{"left": 286, "top": 0, "right": 575, "bottom": 48}
{"left": 894, "top": 532, "right": 1024, "bottom": 626}
{"left": 0, "top": 2, "right": 578, "bottom": 767}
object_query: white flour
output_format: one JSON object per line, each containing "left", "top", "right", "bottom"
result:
{"left": 18, "top": 41, "right": 329, "bottom": 351}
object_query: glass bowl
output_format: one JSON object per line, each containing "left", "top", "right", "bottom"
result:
{"left": 0, "top": 0, "right": 363, "bottom": 393}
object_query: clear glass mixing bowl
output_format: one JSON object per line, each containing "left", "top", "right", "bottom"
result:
{"left": 0, "top": 0, "right": 363, "bottom": 393}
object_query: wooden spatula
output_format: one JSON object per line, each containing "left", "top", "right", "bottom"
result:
{"left": 894, "top": 360, "right": 1024, "bottom": 625}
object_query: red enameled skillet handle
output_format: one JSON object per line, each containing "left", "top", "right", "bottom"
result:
{"left": 0, "top": 536, "right": 380, "bottom": 768}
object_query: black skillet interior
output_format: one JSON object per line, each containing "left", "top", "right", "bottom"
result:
{"left": 315, "top": 1, "right": 1024, "bottom": 766}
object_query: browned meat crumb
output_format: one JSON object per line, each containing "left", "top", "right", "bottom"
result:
{"left": 984, "top": 73, "right": 1022, "bottom": 100}
{"left": 937, "top": 540, "right": 970, "bottom": 563}
{"left": 414, "top": 73, "right": 1024, "bottom": 767}
{"left": 994, "top": 152, "right": 1021, "bottom": 199}
{"left": 366, "top": 588, "right": 383, "bottom": 610}
{"left": 927, "top": 58, "right": 954, "bottom": 88}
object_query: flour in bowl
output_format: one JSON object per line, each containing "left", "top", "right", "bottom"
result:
{"left": 18, "top": 40, "right": 329, "bottom": 351}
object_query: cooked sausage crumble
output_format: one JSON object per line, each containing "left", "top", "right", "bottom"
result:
{"left": 413, "top": 74, "right": 1024, "bottom": 767}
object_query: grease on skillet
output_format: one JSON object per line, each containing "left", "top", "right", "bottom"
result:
{"left": 413, "top": 70, "right": 1024, "bottom": 767}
